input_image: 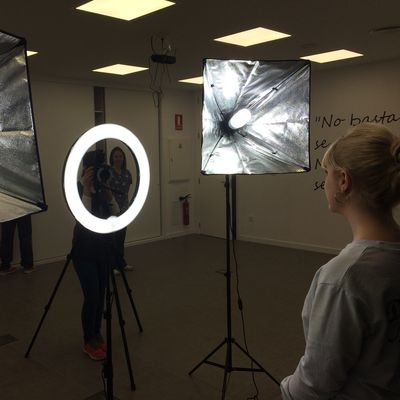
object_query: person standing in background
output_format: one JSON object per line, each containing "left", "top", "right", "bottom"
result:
{"left": 0, "top": 214, "right": 35, "bottom": 275}
{"left": 109, "top": 146, "right": 134, "bottom": 274}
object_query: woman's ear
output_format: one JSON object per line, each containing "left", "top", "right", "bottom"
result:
{"left": 339, "top": 169, "right": 352, "bottom": 194}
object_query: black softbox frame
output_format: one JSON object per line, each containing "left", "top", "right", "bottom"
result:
{"left": 0, "top": 30, "right": 46, "bottom": 222}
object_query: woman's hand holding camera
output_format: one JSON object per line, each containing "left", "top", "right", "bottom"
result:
{"left": 81, "top": 164, "right": 119, "bottom": 215}
{"left": 82, "top": 166, "right": 94, "bottom": 197}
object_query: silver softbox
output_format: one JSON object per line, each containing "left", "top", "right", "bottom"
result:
{"left": 201, "top": 59, "right": 311, "bottom": 175}
{"left": 0, "top": 30, "right": 46, "bottom": 222}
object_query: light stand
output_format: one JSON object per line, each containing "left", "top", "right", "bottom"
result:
{"left": 191, "top": 59, "right": 310, "bottom": 397}
{"left": 189, "top": 175, "right": 280, "bottom": 398}
{"left": 26, "top": 124, "right": 150, "bottom": 400}
{"left": 103, "top": 234, "right": 141, "bottom": 398}
{"left": 25, "top": 235, "right": 143, "bottom": 399}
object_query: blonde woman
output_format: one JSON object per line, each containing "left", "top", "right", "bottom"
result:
{"left": 281, "top": 123, "right": 400, "bottom": 399}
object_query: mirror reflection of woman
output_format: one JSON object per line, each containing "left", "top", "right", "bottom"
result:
{"left": 109, "top": 146, "right": 133, "bottom": 274}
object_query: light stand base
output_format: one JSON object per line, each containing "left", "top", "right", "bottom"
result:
{"left": 189, "top": 337, "right": 280, "bottom": 399}
{"left": 25, "top": 244, "right": 142, "bottom": 398}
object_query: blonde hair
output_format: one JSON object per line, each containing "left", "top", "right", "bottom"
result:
{"left": 322, "top": 123, "right": 400, "bottom": 210}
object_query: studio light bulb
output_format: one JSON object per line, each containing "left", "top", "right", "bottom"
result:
{"left": 228, "top": 108, "right": 252, "bottom": 130}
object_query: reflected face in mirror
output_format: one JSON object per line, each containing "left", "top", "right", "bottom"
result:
{"left": 110, "top": 147, "right": 126, "bottom": 171}
{"left": 78, "top": 141, "right": 139, "bottom": 219}
{"left": 108, "top": 143, "right": 139, "bottom": 216}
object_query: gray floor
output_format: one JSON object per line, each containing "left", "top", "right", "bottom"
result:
{"left": 0, "top": 234, "right": 332, "bottom": 400}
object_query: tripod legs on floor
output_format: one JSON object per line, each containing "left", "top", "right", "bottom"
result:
{"left": 104, "top": 265, "right": 138, "bottom": 399}
{"left": 188, "top": 339, "right": 226, "bottom": 374}
{"left": 24, "top": 248, "right": 142, "bottom": 398}
{"left": 25, "top": 253, "right": 72, "bottom": 358}
{"left": 109, "top": 270, "right": 136, "bottom": 391}
{"left": 118, "top": 269, "right": 143, "bottom": 333}
{"left": 104, "top": 269, "right": 114, "bottom": 400}
{"left": 189, "top": 337, "right": 280, "bottom": 400}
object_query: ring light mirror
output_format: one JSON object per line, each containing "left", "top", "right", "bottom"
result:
{"left": 63, "top": 124, "right": 150, "bottom": 234}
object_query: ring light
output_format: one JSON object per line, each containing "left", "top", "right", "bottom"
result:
{"left": 63, "top": 124, "right": 150, "bottom": 234}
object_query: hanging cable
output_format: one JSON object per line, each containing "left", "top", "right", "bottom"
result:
{"left": 148, "top": 35, "right": 176, "bottom": 108}
{"left": 231, "top": 236, "right": 260, "bottom": 399}
{"left": 227, "top": 191, "right": 260, "bottom": 400}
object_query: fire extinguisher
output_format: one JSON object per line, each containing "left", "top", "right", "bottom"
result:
{"left": 179, "top": 194, "right": 190, "bottom": 226}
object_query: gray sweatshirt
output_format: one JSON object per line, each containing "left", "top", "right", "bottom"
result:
{"left": 281, "top": 240, "right": 400, "bottom": 399}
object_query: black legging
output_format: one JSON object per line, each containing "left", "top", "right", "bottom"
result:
{"left": 1, "top": 215, "right": 33, "bottom": 269}
{"left": 73, "top": 257, "right": 108, "bottom": 344}
{"left": 114, "top": 227, "right": 127, "bottom": 270}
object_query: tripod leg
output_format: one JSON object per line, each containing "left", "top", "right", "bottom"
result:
{"left": 221, "top": 338, "right": 233, "bottom": 400}
{"left": 25, "top": 254, "right": 72, "bottom": 358}
{"left": 118, "top": 268, "right": 143, "bottom": 332}
{"left": 110, "top": 270, "right": 136, "bottom": 391}
{"left": 233, "top": 341, "right": 280, "bottom": 386}
{"left": 221, "top": 369, "right": 229, "bottom": 400}
{"left": 189, "top": 338, "right": 227, "bottom": 375}
{"left": 104, "top": 268, "right": 114, "bottom": 400}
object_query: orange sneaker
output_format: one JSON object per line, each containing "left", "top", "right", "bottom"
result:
{"left": 0, "top": 266, "right": 18, "bottom": 276}
{"left": 99, "top": 342, "right": 107, "bottom": 352}
{"left": 83, "top": 344, "right": 106, "bottom": 361}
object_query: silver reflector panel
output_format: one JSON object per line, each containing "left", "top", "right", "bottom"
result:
{"left": 201, "top": 59, "right": 311, "bottom": 175}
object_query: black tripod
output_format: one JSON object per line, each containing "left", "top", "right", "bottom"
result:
{"left": 189, "top": 175, "right": 280, "bottom": 399}
{"left": 25, "top": 234, "right": 143, "bottom": 399}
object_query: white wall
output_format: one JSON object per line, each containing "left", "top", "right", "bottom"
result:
{"left": 198, "top": 58, "right": 400, "bottom": 253}
{"left": 4, "top": 80, "right": 199, "bottom": 265}
{"left": 159, "top": 89, "right": 200, "bottom": 238}
{"left": 30, "top": 81, "right": 94, "bottom": 263}
{"left": 5, "top": 57, "right": 400, "bottom": 265}
{"left": 105, "top": 87, "right": 161, "bottom": 241}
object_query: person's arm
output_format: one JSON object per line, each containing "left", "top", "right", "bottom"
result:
{"left": 281, "top": 283, "right": 366, "bottom": 400}
{"left": 80, "top": 167, "right": 94, "bottom": 211}
{"left": 103, "top": 186, "right": 120, "bottom": 216}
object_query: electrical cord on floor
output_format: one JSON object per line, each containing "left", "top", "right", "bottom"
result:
{"left": 231, "top": 237, "right": 260, "bottom": 400}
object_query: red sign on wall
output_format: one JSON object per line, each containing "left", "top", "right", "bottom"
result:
{"left": 175, "top": 114, "right": 183, "bottom": 130}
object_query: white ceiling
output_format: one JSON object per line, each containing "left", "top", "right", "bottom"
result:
{"left": 1, "top": 0, "right": 400, "bottom": 91}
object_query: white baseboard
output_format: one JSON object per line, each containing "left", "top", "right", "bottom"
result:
{"left": 34, "top": 255, "right": 67, "bottom": 266}
{"left": 124, "top": 234, "right": 163, "bottom": 247}
{"left": 35, "top": 231, "right": 334, "bottom": 267}
{"left": 162, "top": 227, "right": 200, "bottom": 240}
{"left": 123, "top": 227, "right": 200, "bottom": 247}
{"left": 35, "top": 230, "right": 200, "bottom": 267}
{"left": 238, "top": 234, "right": 341, "bottom": 255}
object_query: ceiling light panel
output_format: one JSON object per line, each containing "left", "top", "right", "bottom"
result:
{"left": 214, "top": 27, "right": 291, "bottom": 47}
{"left": 93, "top": 64, "right": 148, "bottom": 75}
{"left": 77, "top": 0, "right": 175, "bottom": 21}
{"left": 301, "top": 49, "right": 363, "bottom": 63}
{"left": 179, "top": 76, "right": 203, "bottom": 84}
